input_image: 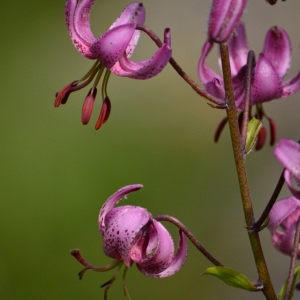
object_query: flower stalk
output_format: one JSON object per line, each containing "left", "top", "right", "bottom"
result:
{"left": 219, "top": 42, "right": 276, "bottom": 299}
{"left": 154, "top": 214, "right": 223, "bottom": 267}
{"left": 136, "top": 24, "right": 227, "bottom": 108}
{"left": 284, "top": 216, "right": 300, "bottom": 300}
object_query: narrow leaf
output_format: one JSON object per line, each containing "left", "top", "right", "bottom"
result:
{"left": 203, "top": 266, "right": 257, "bottom": 291}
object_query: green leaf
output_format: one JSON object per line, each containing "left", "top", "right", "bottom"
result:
{"left": 203, "top": 266, "right": 257, "bottom": 291}
{"left": 245, "top": 117, "right": 262, "bottom": 155}
{"left": 278, "top": 265, "right": 300, "bottom": 300}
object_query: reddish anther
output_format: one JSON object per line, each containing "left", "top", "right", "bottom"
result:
{"left": 95, "top": 97, "right": 111, "bottom": 130}
{"left": 82, "top": 88, "right": 97, "bottom": 125}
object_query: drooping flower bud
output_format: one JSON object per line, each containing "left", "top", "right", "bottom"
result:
{"left": 208, "top": 0, "right": 247, "bottom": 43}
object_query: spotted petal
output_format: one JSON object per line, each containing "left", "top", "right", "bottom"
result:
{"left": 263, "top": 27, "right": 291, "bottom": 79}
{"left": 110, "top": 28, "right": 172, "bottom": 79}
{"left": 109, "top": 2, "right": 145, "bottom": 58}
{"left": 137, "top": 229, "right": 187, "bottom": 278}
{"left": 251, "top": 54, "right": 283, "bottom": 105}
{"left": 98, "top": 184, "right": 143, "bottom": 235}
{"left": 91, "top": 23, "right": 137, "bottom": 69}
{"left": 65, "top": 0, "right": 96, "bottom": 59}
{"left": 102, "top": 205, "right": 151, "bottom": 267}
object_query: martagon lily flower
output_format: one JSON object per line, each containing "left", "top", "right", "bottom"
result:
{"left": 71, "top": 184, "right": 187, "bottom": 298}
{"left": 55, "top": 1, "right": 172, "bottom": 130}
{"left": 199, "top": 22, "right": 300, "bottom": 148}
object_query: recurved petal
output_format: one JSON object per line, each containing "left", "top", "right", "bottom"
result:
{"left": 228, "top": 22, "right": 248, "bottom": 77}
{"left": 102, "top": 205, "right": 151, "bottom": 267}
{"left": 74, "top": 0, "right": 96, "bottom": 43}
{"left": 263, "top": 27, "right": 292, "bottom": 79}
{"left": 109, "top": 2, "right": 145, "bottom": 58}
{"left": 110, "top": 28, "right": 172, "bottom": 79}
{"left": 282, "top": 71, "right": 300, "bottom": 98}
{"left": 274, "top": 139, "right": 300, "bottom": 180}
{"left": 91, "top": 23, "right": 137, "bottom": 69}
{"left": 137, "top": 227, "right": 187, "bottom": 278}
{"left": 205, "top": 78, "right": 225, "bottom": 100}
{"left": 109, "top": 2, "right": 145, "bottom": 29}
{"left": 284, "top": 170, "right": 300, "bottom": 199}
{"left": 65, "top": 0, "right": 96, "bottom": 59}
{"left": 271, "top": 224, "right": 295, "bottom": 256}
{"left": 152, "top": 230, "right": 187, "bottom": 278}
{"left": 198, "top": 40, "right": 223, "bottom": 84}
{"left": 135, "top": 220, "right": 174, "bottom": 275}
{"left": 98, "top": 184, "right": 143, "bottom": 235}
{"left": 250, "top": 54, "right": 283, "bottom": 105}
{"left": 268, "top": 197, "right": 300, "bottom": 232}
{"left": 278, "top": 224, "right": 299, "bottom": 257}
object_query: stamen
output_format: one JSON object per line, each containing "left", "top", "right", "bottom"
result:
{"left": 101, "top": 70, "right": 112, "bottom": 100}
{"left": 214, "top": 117, "right": 228, "bottom": 142}
{"left": 55, "top": 60, "right": 112, "bottom": 130}
{"left": 255, "top": 126, "right": 267, "bottom": 150}
{"left": 101, "top": 263, "right": 123, "bottom": 300}
{"left": 82, "top": 88, "right": 97, "bottom": 125}
{"left": 71, "top": 63, "right": 104, "bottom": 92}
{"left": 70, "top": 249, "right": 121, "bottom": 279}
{"left": 122, "top": 267, "right": 132, "bottom": 300}
{"left": 95, "top": 97, "right": 111, "bottom": 130}
{"left": 80, "top": 60, "right": 101, "bottom": 82}
{"left": 54, "top": 81, "right": 78, "bottom": 107}
{"left": 268, "top": 118, "right": 276, "bottom": 146}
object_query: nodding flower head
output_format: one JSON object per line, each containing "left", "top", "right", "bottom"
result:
{"left": 199, "top": 23, "right": 300, "bottom": 149}
{"left": 71, "top": 184, "right": 187, "bottom": 299}
{"left": 55, "top": 1, "right": 172, "bottom": 130}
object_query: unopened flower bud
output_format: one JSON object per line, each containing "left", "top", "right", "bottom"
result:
{"left": 208, "top": 0, "right": 247, "bottom": 43}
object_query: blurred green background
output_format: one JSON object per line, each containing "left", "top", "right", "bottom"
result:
{"left": 1, "top": 0, "right": 300, "bottom": 299}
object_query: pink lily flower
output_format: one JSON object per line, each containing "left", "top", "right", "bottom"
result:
{"left": 199, "top": 23, "right": 300, "bottom": 148}
{"left": 71, "top": 184, "right": 187, "bottom": 297}
{"left": 55, "top": 1, "right": 172, "bottom": 130}
{"left": 199, "top": 22, "right": 300, "bottom": 110}
{"left": 274, "top": 139, "right": 300, "bottom": 199}
{"left": 268, "top": 196, "right": 300, "bottom": 258}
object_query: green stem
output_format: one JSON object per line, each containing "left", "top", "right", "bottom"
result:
{"left": 219, "top": 43, "right": 277, "bottom": 300}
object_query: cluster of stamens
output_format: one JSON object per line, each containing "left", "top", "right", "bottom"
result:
{"left": 54, "top": 61, "right": 111, "bottom": 130}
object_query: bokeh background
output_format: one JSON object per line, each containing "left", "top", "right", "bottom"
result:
{"left": 1, "top": 0, "right": 300, "bottom": 299}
